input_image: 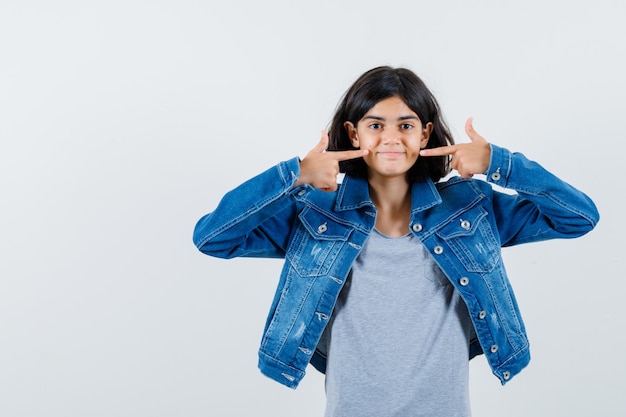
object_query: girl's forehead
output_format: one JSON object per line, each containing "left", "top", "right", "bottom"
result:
{"left": 362, "top": 96, "right": 417, "bottom": 117}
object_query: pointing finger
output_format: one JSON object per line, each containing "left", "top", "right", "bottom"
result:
{"left": 419, "top": 145, "right": 457, "bottom": 157}
{"left": 328, "top": 148, "right": 369, "bottom": 161}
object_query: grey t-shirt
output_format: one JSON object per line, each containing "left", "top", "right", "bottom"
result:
{"left": 324, "top": 229, "right": 473, "bottom": 417}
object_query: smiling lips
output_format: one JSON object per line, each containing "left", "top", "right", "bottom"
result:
{"left": 376, "top": 151, "right": 406, "bottom": 158}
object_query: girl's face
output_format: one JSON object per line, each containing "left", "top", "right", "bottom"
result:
{"left": 344, "top": 96, "right": 433, "bottom": 181}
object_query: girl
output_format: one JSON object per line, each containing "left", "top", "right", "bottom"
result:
{"left": 193, "top": 66, "right": 599, "bottom": 416}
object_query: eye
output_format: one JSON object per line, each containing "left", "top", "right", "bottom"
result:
{"left": 400, "top": 123, "right": 414, "bottom": 130}
{"left": 368, "top": 123, "right": 382, "bottom": 129}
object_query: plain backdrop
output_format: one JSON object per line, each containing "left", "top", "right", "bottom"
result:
{"left": 1, "top": 1, "right": 624, "bottom": 416}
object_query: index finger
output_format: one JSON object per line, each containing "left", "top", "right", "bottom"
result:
{"left": 419, "top": 145, "right": 457, "bottom": 157}
{"left": 327, "top": 149, "right": 369, "bottom": 161}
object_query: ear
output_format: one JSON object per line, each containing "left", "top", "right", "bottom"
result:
{"left": 344, "top": 121, "right": 359, "bottom": 147}
{"left": 421, "top": 122, "right": 434, "bottom": 149}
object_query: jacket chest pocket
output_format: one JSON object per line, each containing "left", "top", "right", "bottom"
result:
{"left": 435, "top": 205, "right": 500, "bottom": 273}
{"left": 286, "top": 207, "right": 352, "bottom": 277}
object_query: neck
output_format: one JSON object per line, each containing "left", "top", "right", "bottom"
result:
{"left": 368, "top": 175, "right": 412, "bottom": 237}
{"left": 368, "top": 175, "right": 410, "bottom": 209}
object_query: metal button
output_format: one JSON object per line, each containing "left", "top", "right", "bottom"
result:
{"left": 297, "top": 189, "right": 306, "bottom": 196}
{"left": 460, "top": 219, "right": 471, "bottom": 230}
{"left": 412, "top": 223, "right": 423, "bottom": 232}
{"left": 434, "top": 246, "right": 443, "bottom": 255}
{"left": 503, "top": 371, "right": 511, "bottom": 380}
{"left": 317, "top": 223, "right": 328, "bottom": 233}
{"left": 491, "top": 168, "right": 501, "bottom": 181}
{"left": 490, "top": 344, "right": 499, "bottom": 353}
{"left": 459, "top": 277, "right": 470, "bottom": 286}
{"left": 478, "top": 310, "right": 487, "bottom": 319}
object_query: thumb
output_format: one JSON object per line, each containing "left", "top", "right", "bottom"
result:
{"left": 465, "top": 117, "right": 486, "bottom": 143}
{"left": 313, "top": 130, "right": 329, "bottom": 153}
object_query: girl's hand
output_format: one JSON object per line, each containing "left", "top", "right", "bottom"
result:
{"left": 419, "top": 118, "right": 491, "bottom": 178}
{"left": 295, "top": 131, "right": 369, "bottom": 191}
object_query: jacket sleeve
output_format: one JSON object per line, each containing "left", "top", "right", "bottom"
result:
{"left": 192, "top": 157, "right": 302, "bottom": 259}
{"left": 486, "top": 144, "right": 600, "bottom": 246}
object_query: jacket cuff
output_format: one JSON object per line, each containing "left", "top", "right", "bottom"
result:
{"left": 278, "top": 156, "right": 302, "bottom": 189}
{"left": 486, "top": 144, "right": 512, "bottom": 188}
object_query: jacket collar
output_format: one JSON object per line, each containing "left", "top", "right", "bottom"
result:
{"left": 410, "top": 178, "right": 442, "bottom": 214}
{"left": 334, "top": 176, "right": 372, "bottom": 212}
{"left": 334, "top": 175, "right": 442, "bottom": 213}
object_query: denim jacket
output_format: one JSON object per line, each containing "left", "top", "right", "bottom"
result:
{"left": 193, "top": 144, "right": 599, "bottom": 389}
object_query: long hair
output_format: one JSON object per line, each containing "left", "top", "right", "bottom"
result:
{"left": 327, "top": 66, "right": 454, "bottom": 182}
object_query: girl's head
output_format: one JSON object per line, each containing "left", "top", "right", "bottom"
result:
{"left": 328, "top": 66, "right": 454, "bottom": 182}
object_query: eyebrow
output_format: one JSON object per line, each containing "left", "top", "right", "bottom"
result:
{"left": 362, "top": 115, "right": 420, "bottom": 121}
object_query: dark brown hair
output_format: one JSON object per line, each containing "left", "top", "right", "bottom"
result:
{"left": 328, "top": 66, "right": 454, "bottom": 182}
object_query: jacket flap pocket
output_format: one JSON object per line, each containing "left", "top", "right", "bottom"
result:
{"left": 436, "top": 205, "right": 488, "bottom": 239}
{"left": 435, "top": 205, "right": 499, "bottom": 273}
{"left": 299, "top": 207, "right": 351, "bottom": 241}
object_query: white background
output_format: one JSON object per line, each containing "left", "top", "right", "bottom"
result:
{"left": 1, "top": 1, "right": 624, "bottom": 416}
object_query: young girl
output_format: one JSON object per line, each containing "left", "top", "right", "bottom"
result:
{"left": 193, "top": 66, "right": 599, "bottom": 416}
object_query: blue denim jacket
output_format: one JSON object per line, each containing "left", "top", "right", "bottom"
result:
{"left": 193, "top": 144, "right": 599, "bottom": 389}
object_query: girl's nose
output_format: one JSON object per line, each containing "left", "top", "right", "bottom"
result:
{"left": 382, "top": 132, "right": 401, "bottom": 144}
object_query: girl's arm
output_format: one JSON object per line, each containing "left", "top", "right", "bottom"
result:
{"left": 486, "top": 145, "right": 599, "bottom": 246}
{"left": 420, "top": 118, "right": 599, "bottom": 245}
{"left": 192, "top": 157, "right": 302, "bottom": 259}
{"left": 193, "top": 133, "right": 369, "bottom": 259}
